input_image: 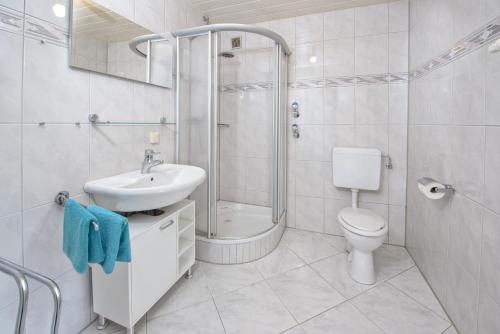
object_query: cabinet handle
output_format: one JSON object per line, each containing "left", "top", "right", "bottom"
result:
{"left": 160, "top": 220, "right": 175, "bottom": 230}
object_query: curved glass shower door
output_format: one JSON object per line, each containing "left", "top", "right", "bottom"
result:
{"left": 176, "top": 26, "right": 288, "bottom": 240}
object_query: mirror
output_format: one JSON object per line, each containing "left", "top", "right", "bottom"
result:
{"left": 70, "top": 0, "right": 173, "bottom": 88}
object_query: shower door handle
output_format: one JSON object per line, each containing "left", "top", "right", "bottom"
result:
{"left": 218, "top": 123, "right": 230, "bottom": 128}
{"left": 292, "top": 124, "right": 300, "bottom": 138}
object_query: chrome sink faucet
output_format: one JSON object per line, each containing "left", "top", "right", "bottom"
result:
{"left": 141, "top": 149, "right": 163, "bottom": 174}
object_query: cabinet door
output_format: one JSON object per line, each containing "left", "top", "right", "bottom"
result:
{"left": 131, "top": 216, "right": 177, "bottom": 321}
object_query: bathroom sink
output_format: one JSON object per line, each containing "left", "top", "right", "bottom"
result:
{"left": 84, "top": 164, "right": 206, "bottom": 212}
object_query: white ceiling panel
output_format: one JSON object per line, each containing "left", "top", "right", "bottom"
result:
{"left": 192, "top": 0, "right": 397, "bottom": 23}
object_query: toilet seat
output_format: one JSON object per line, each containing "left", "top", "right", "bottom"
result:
{"left": 338, "top": 207, "right": 388, "bottom": 237}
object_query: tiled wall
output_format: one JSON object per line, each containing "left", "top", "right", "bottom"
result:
{"left": 259, "top": 2, "right": 408, "bottom": 245}
{"left": 0, "top": 0, "right": 201, "bottom": 332}
{"left": 406, "top": 0, "right": 500, "bottom": 333}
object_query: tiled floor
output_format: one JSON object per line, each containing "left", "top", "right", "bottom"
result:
{"left": 81, "top": 228, "right": 457, "bottom": 334}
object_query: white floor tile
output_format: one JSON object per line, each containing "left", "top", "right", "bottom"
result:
{"left": 351, "top": 283, "right": 450, "bottom": 334}
{"left": 253, "top": 243, "right": 306, "bottom": 279}
{"left": 267, "top": 266, "right": 346, "bottom": 322}
{"left": 311, "top": 253, "right": 373, "bottom": 299}
{"left": 319, "top": 233, "right": 348, "bottom": 252}
{"left": 282, "top": 229, "right": 341, "bottom": 263}
{"left": 214, "top": 281, "right": 297, "bottom": 334}
{"left": 374, "top": 244, "right": 415, "bottom": 281}
{"left": 301, "top": 302, "right": 384, "bottom": 334}
{"left": 283, "top": 326, "right": 307, "bottom": 334}
{"left": 199, "top": 261, "right": 263, "bottom": 297}
{"left": 388, "top": 267, "right": 448, "bottom": 320}
{"left": 147, "top": 300, "right": 225, "bottom": 334}
{"left": 148, "top": 262, "right": 212, "bottom": 319}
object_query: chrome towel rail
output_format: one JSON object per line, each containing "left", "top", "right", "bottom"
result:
{"left": 0, "top": 257, "right": 62, "bottom": 334}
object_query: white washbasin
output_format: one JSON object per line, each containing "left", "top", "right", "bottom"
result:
{"left": 84, "top": 164, "right": 206, "bottom": 212}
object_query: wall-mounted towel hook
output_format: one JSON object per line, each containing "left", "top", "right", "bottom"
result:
{"left": 55, "top": 191, "right": 69, "bottom": 206}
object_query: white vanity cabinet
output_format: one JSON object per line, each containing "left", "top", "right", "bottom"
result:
{"left": 91, "top": 200, "right": 196, "bottom": 331}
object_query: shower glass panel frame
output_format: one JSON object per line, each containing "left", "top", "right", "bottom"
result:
{"left": 174, "top": 24, "right": 289, "bottom": 240}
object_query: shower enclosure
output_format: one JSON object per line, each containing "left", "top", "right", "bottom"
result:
{"left": 173, "top": 24, "right": 290, "bottom": 263}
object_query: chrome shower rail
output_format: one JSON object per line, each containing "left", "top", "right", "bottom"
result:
{"left": 172, "top": 23, "right": 292, "bottom": 56}
{"left": 0, "top": 257, "right": 62, "bottom": 334}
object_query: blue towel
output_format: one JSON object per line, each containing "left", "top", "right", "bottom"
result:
{"left": 63, "top": 199, "right": 105, "bottom": 273}
{"left": 87, "top": 205, "right": 131, "bottom": 274}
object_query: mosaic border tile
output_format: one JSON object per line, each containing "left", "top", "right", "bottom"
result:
{"left": 411, "top": 15, "right": 500, "bottom": 79}
{"left": 220, "top": 72, "right": 409, "bottom": 92}
{"left": 0, "top": 5, "right": 23, "bottom": 35}
{"left": 24, "top": 15, "right": 68, "bottom": 47}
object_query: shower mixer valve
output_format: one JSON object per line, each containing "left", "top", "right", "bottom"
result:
{"left": 292, "top": 124, "right": 300, "bottom": 138}
{"left": 291, "top": 102, "right": 300, "bottom": 118}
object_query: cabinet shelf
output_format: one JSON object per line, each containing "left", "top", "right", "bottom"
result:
{"left": 178, "top": 247, "right": 195, "bottom": 275}
{"left": 178, "top": 237, "right": 194, "bottom": 257}
{"left": 178, "top": 217, "right": 194, "bottom": 234}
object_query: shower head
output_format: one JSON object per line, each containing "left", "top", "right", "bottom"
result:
{"left": 219, "top": 52, "right": 235, "bottom": 58}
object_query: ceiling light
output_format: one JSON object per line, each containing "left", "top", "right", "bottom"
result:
{"left": 52, "top": 3, "right": 66, "bottom": 18}
{"left": 309, "top": 56, "right": 317, "bottom": 64}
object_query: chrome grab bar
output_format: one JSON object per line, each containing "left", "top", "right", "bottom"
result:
{"left": 0, "top": 260, "right": 28, "bottom": 334}
{"left": 0, "top": 257, "right": 62, "bottom": 334}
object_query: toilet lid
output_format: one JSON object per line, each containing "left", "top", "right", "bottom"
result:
{"left": 339, "top": 208, "right": 386, "bottom": 232}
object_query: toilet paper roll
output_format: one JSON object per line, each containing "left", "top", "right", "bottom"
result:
{"left": 417, "top": 180, "right": 446, "bottom": 200}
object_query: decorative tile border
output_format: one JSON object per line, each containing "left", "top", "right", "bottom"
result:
{"left": 220, "top": 72, "right": 409, "bottom": 92}
{"left": 0, "top": 5, "right": 23, "bottom": 34}
{"left": 25, "top": 15, "right": 68, "bottom": 47}
{"left": 411, "top": 16, "right": 500, "bottom": 79}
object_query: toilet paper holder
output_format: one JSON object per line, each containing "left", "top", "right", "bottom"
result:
{"left": 417, "top": 177, "right": 455, "bottom": 194}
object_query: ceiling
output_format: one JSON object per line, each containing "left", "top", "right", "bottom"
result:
{"left": 192, "top": 0, "right": 397, "bottom": 24}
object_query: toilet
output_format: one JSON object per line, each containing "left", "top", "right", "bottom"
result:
{"left": 332, "top": 147, "right": 388, "bottom": 285}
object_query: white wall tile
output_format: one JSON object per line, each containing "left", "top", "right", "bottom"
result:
{"left": 23, "top": 201, "right": 72, "bottom": 278}
{"left": 295, "top": 13, "right": 323, "bottom": 45}
{"left": 295, "top": 161, "right": 324, "bottom": 198}
{"left": 25, "top": 0, "right": 69, "bottom": 28}
{"left": 452, "top": 49, "right": 485, "bottom": 125}
{"left": 23, "top": 39, "right": 90, "bottom": 123}
{"left": 0, "top": 0, "right": 24, "bottom": 12}
{"left": 355, "top": 3, "right": 388, "bottom": 37}
{"left": 486, "top": 44, "right": 500, "bottom": 125}
{"left": 324, "top": 38, "right": 355, "bottom": 77}
{"left": 23, "top": 124, "right": 90, "bottom": 209}
{"left": 324, "top": 87, "right": 355, "bottom": 125}
{"left": 295, "top": 43, "right": 323, "bottom": 79}
{"left": 355, "top": 34, "right": 388, "bottom": 75}
{"left": 295, "top": 125, "right": 323, "bottom": 161}
{"left": 484, "top": 127, "right": 500, "bottom": 214}
{"left": 355, "top": 84, "right": 389, "bottom": 124}
{"left": 0, "top": 31, "right": 22, "bottom": 123}
{"left": 388, "top": 31, "right": 408, "bottom": 73}
{"left": 389, "top": 0, "right": 408, "bottom": 33}
{"left": 388, "top": 205, "right": 405, "bottom": 246}
{"left": 0, "top": 125, "right": 21, "bottom": 217}
{"left": 90, "top": 73, "right": 134, "bottom": 121}
{"left": 324, "top": 8, "right": 354, "bottom": 40}
{"left": 295, "top": 196, "right": 324, "bottom": 233}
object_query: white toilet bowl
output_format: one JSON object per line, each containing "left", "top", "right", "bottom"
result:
{"left": 338, "top": 207, "right": 388, "bottom": 285}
